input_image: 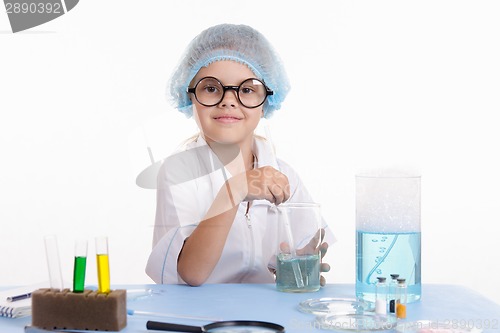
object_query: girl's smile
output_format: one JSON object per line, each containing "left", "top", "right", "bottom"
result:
{"left": 212, "top": 113, "right": 243, "bottom": 123}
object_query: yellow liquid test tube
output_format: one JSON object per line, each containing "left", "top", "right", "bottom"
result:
{"left": 95, "top": 237, "right": 111, "bottom": 294}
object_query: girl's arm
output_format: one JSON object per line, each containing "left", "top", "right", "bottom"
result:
{"left": 177, "top": 166, "right": 290, "bottom": 286}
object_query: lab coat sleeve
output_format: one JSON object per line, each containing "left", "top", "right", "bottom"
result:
{"left": 146, "top": 224, "right": 196, "bottom": 284}
{"left": 146, "top": 159, "right": 204, "bottom": 284}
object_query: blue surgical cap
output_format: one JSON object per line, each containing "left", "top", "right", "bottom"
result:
{"left": 168, "top": 24, "right": 290, "bottom": 118}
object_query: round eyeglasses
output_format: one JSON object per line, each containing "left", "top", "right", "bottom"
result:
{"left": 187, "top": 77, "right": 273, "bottom": 108}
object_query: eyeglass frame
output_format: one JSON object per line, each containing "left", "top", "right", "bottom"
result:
{"left": 187, "top": 76, "right": 274, "bottom": 109}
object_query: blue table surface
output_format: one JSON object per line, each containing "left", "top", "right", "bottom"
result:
{"left": 2, "top": 284, "right": 500, "bottom": 332}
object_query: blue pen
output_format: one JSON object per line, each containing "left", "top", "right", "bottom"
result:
{"left": 6, "top": 292, "right": 32, "bottom": 302}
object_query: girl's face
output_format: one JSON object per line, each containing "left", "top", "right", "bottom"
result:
{"left": 190, "top": 61, "right": 264, "bottom": 147}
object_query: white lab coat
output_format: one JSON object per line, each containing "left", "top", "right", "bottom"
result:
{"left": 145, "top": 135, "right": 332, "bottom": 284}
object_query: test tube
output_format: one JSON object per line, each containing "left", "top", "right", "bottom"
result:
{"left": 389, "top": 273, "right": 399, "bottom": 313}
{"left": 281, "top": 209, "right": 305, "bottom": 289}
{"left": 396, "top": 278, "right": 407, "bottom": 319}
{"left": 375, "top": 277, "right": 387, "bottom": 315}
{"left": 95, "top": 236, "right": 111, "bottom": 294}
{"left": 266, "top": 124, "right": 304, "bottom": 289}
{"left": 44, "top": 235, "right": 64, "bottom": 291}
{"left": 73, "top": 239, "right": 87, "bottom": 293}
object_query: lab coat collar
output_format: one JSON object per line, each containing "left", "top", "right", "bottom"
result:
{"left": 252, "top": 135, "right": 280, "bottom": 170}
{"left": 187, "top": 135, "right": 280, "bottom": 171}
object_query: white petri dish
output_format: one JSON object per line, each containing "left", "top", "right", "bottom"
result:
{"left": 298, "top": 297, "right": 372, "bottom": 316}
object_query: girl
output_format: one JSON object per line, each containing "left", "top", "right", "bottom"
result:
{"left": 146, "top": 24, "right": 333, "bottom": 286}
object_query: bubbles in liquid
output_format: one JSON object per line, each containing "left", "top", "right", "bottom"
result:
{"left": 356, "top": 231, "right": 421, "bottom": 303}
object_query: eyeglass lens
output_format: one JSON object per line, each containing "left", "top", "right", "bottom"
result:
{"left": 194, "top": 77, "right": 268, "bottom": 108}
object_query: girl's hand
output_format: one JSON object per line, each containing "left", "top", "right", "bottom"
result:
{"left": 304, "top": 229, "right": 330, "bottom": 286}
{"left": 319, "top": 241, "right": 330, "bottom": 286}
{"left": 280, "top": 229, "right": 331, "bottom": 286}
{"left": 229, "top": 166, "right": 290, "bottom": 205}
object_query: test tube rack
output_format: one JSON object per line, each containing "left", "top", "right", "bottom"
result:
{"left": 31, "top": 288, "right": 127, "bottom": 331}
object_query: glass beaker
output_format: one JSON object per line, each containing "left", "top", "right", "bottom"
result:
{"left": 356, "top": 170, "right": 421, "bottom": 303}
{"left": 275, "top": 203, "right": 322, "bottom": 293}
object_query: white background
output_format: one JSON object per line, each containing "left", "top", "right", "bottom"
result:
{"left": 1, "top": 1, "right": 499, "bottom": 304}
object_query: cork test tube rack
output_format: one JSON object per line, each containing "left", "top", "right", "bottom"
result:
{"left": 31, "top": 288, "right": 127, "bottom": 331}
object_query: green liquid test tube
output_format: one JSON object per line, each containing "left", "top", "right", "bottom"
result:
{"left": 73, "top": 239, "right": 87, "bottom": 293}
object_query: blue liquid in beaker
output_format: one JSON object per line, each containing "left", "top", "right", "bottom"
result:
{"left": 276, "top": 253, "right": 321, "bottom": 292}
{"left": 356, "top": 230, "right": 421, "bottom": 303}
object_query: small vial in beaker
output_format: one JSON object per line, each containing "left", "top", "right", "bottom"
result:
{"left": 375, "top": 277, "right": 387, "bottom": 315}
{"left": 73, "top": 239, "right": 87, "bottom": 293}
{"left": 95, "top": 236, "right": 110, "bottom": 294}
{"left": 396, "top": 278, "right": 407, "bottom": 319}
{"left": 389, "top": 273, "right": 399, "bottom": 313}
